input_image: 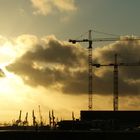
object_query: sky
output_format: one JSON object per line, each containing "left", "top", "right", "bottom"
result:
{"left": 0, "top": 0, "right": 140, "bottom": 125}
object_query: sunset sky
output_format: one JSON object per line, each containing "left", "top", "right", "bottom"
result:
{"left": 0, "top": 0, "right": 140, "bottom": 125}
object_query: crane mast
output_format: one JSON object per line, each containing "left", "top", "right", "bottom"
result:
{"left": 69, "top": 30, "right": 93, "bottom": 110}
{"left": 23, "top": 112, "right": 28, "bottom": 126}
{"left": 49, "top": 111, "right": 52, "bottom": 127}
{"left": 14, "top": 110, "right": 22, "bottom": 126}
{"left": 114, "top": 54, "right": 118, "bottom": 111}
{"left": 88, "top": 30, "right": 93, "bottom": 110}
{"left": 32, "top": 110, "right": 37, "bottom": 126}
{"left": 38, "top": 105, "right": 43, "bottom": 126}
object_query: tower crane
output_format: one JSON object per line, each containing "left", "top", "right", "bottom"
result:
{"left": 23, "top": 112, "right": 28, "bottom": 126}
{"left": 49, "top": 111, "right": 52, "bottom": 127}
{"left": 93, "top": 53, "right": 140, "bottom": 111}
{"left": 49, "top": 110, "right": 56, "bottom": 128}
{"left": 69, "top": 30, "right": 140, "bottom": 110}
{"left": 32, "top": 110, "right": 37, "bottom": 126}
{"left": 15, "top": 110, "right": 22, "bottom": 126}
{"left": 72, "top": 111, "right": 75, "bottom": 121}
{"left": 38, "top": 105, "right": 43, "bottom": 126}
{"left": 52, "top": 110, "right": 55, "bottom": 128}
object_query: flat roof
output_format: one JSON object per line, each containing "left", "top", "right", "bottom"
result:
{"left": 80, "top": 110, "right": 140, "bottom": 122}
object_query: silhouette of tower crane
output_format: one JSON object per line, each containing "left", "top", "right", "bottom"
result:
{"left": 93, "top": 53, "right": 140, "bottom": 111}
{"left": 15, "top": 110, "right": 22, "bottom": 126}
{"left": 23, "top": 112, "right": 28, "bottom": 126}
{"left": 69, "top": 30, "right": 140, "bottom": 110}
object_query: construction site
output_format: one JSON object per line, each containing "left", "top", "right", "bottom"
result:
{"left": 0, "top": 30, "right": 140, "bottom": 132}
{"left": 0, "top": 30, "right": 140, "bottom": 140}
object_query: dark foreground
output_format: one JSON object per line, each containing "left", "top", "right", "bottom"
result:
{"left": 0, "top": 130, "right": 140, "bottom": 140}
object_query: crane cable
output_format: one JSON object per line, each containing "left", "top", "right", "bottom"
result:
{"left": 75, "top": 29, "right": 120, "bottom": 40}
{"left": 93, "top": 30, "right": 120, "bottom": 37}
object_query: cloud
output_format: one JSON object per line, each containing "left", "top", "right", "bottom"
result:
{"left": 0, "top": 69, "right": 5, "bottom": 77}
{"left": 6, "top": 35, "right": 140, "bottom": 96}
{"left": 6, "top": 35, "right": 87, "bottom": 94}
{"left": 30, "top": 0, "right": 77, "bottom": 16}
{"left": 93, "top": 39, "right": 140, "bottom": 96}
{"left": 53, "top": 0, "right": 77, "bottom": 12}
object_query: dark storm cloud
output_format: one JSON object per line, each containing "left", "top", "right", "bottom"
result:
{"left": 6, "top": 36, "right": 140, "bottom": 96}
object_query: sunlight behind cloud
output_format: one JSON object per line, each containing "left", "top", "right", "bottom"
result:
{"left": 0, "top": 34, "right": 39, "bottom": 67}
{"left": 0, "top": 34, "right": 139, "bottom": 123}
